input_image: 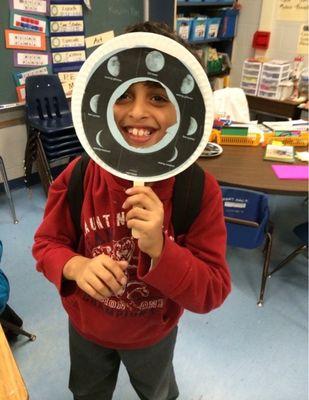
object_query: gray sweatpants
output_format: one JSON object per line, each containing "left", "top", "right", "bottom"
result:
{"left": 68, "top": 322, "right": 179, "bottom": 400}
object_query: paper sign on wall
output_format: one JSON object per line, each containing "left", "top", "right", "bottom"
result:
{"left": 50, "top": 19, "right": 84, "bottom": 33}
{"left": 51, "top": 35, "right": 85, "bottom": 49}
{"left": 13, "top": 66, "right": 50, "bottom": 86}
{"left": 5, "top": 29, "right": 46, "bottom": 50}
{"left": 50, "top": 4, "right": 83, "bottom": 17}
{"left": 85, "top": 31, "right": 114, "bottom": 49}
{"left": 277, "top": 0, "right": 308, "bottom": 21}
{"left": 10, "top": 11, "right": 48, "bottom": 34}
{"left": 10, "top": 0, "right": 49, "bottom": 15}
{"left": 297, "top": 24, "right": 309, "bottom": 54}
{"left": 58, "top": 71, "right": 78, "bottom": 97}
{"left": 52, "top": 50, "right": 86, "bottom": 64}
{"left": 16, "top": 85, "right": 26, "bottom": 102}
{"left": 14, "top": 50, "right": 51, "bottom": 67}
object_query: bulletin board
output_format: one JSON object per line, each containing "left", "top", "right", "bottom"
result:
{"left": 0, "top": 0, "right": 143, "bottom": 106}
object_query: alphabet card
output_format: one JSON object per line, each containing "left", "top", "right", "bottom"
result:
{"left": 5, "top": 29, "right": 46, "bottom": 50}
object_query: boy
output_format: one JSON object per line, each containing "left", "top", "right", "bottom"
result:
{"left": 33, "top": 22, "right": 231, "bottom": 400}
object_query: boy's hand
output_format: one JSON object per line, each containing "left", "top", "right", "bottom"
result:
{"left": 63, "top": 254, "right": 128, "bottom": 301}
{"left": 123, "top": 186, "right": 164, "bottom": 261}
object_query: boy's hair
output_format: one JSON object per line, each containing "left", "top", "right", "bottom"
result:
{"left": 125, "top": 21, "right": 204, "bottom": 67}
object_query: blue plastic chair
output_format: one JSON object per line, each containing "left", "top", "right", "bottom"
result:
{"left": 24, "top": 74, "right": 83, "bottom": 194}
{"left": 268, "top": 222, "right": 308, "bottom": 277}
{"left": 221, "top": 186, "right": 274, "bottom": 306}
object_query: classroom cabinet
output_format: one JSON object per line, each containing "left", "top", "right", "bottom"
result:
{"left": 148, "top": 0, "right": 239, "bottom": 80}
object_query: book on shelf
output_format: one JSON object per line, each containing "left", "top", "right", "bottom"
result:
{"left": 264, "top": 144, "right": 295, "bottom": 163}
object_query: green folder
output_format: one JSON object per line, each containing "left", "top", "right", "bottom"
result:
{"left": 221, "top": 127, "right": 248, "bottom": 136}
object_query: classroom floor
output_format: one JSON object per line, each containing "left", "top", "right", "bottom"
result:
{"left": 0, "top": 183, "right": 308, "bottom": 400}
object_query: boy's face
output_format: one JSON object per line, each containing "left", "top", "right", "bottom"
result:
{"left": 113, "top": 81, "right": 177, "bottom": 148}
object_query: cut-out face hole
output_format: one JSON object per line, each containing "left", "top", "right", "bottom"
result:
{"left": 113, "top": 81, "right": 177, "bottom": 148}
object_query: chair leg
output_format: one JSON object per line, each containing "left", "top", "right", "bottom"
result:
{"left": 0, "top": 157, "right": 18, "bottom": 224}
{"left": 36, "top": 135, "right": 53, "bottom": 196}
{"left": 257, "top": 230, "right": 273, "bottom": 307}
{"left": 24, "top": 132, "right": 37, "bottom": 187}
{"left": 0, "top": 319, "right": 36, "bottom": 341}
{"left": 268, "top": 245, "right": 308, "bottom": 277}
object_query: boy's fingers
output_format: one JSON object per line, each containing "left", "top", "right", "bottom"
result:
{"left": 122, "top": 193, "right": 153, "bottom": 210}
{"left": 83, "top": 282, "right": 110, "bottom": 301}
{"left": 87, "top": 271, "right": 122, "bottom": 296}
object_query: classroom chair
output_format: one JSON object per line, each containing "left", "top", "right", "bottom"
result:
{"left": 268, "top": 221, "right": 308, "bottom": 278}
{"left": 24, "top": 74, "right": 83, "bottom": 195}
{"left": 0, "top": 156, "right": 18, "bottom": 224}
{"left": 221, "top": 186, "right": 273, "bottom": 306}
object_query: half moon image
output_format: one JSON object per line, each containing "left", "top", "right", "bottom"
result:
{"left": 187, "top": 117, "right": 198, "bottom": 136}
{"left": 180, "top": 74, "right": 195, "bottom": 95}
{"left": 145, "top": 51, "right": 165, "bottom": 72}
{"left": 89, "top": 94, "right": 101, "bottom": 113}
{"left": 107, "top": 56, "right": 120, "bottom": 77}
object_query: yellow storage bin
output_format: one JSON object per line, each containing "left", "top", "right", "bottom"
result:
{"left": 263, "top": 132, "right": 309, "bottom": 147}
{"left": 216, "top": 133, "right": 261, "bottom": 146}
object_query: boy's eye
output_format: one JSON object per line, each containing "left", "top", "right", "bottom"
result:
{"left": 115, "top": 92, "right": 131, "bottom": 103}
{"left": 151, "top": 94, "right": 169, "bottom": 103}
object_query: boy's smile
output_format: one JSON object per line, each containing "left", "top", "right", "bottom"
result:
{"left": 113, "top": 81, "right": 177, "bottom": 148}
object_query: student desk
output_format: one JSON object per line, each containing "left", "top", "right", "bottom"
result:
{"left": 198, "top": 146, "right": 308, "bottom": 196}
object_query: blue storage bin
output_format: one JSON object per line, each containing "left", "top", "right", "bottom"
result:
{"left": 217, "top": 8, "right": 239, "bottom": 38}
{"left": 190, "top": 17, "right": 207, "bottom": 41}
{"left": 176, "top": 18, "right": 193, "bottom": 40}
{"left": 205, "top": 17, "right": 221, "bottom": 39}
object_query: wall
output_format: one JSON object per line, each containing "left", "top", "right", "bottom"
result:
{"left": 0, "top": 109, "right": 27, "bottom": 182}
{"left": 230, "top": 0, "right": 308, "bottom": 87}
{"left": 230, "top": 0, "right": 263, "bottom": 86}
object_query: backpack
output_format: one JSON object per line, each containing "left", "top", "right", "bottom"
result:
{"left": 0, "top": 241, "right": 10, "bottom": 314}
{"left": 67, "top": 153, "right": 205, "bottom": 245}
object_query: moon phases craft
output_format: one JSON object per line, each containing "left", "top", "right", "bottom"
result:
{"left": 71, "top": 32, "right": 214, "bottom": 182}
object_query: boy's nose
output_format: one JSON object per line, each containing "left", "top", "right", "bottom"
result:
{"left": 128, "top": 98, "right": 149, "bottom": 120}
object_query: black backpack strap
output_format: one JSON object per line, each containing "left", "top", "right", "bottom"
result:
{"left": 67, "top": 153, "right": 90, "bottom": 245}
{"left": 172, "top": 163, "right": 205, "bottom": 238}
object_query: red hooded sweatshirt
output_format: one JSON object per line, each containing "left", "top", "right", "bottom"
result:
{"left": 33, "top": 158, "right": 231, "bottom": 349}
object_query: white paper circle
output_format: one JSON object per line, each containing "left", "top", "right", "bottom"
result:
{"left": 71, "top": 32, "right": 214, "bottom": 182}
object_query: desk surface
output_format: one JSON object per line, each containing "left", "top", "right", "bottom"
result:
{"left": 198, "top": 146, "right": 308, "bottom": 196}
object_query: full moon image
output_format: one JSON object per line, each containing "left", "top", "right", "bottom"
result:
{"left": 145, "top": 51, "right": 165, "bottom": 72}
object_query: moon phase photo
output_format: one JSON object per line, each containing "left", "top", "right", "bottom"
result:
{"left": 107, "top": 55, "right": 120, "bottom": 77}
{"left": 145, "top": 50, "right": 165, "bottom": 72}
{"left": 180, "top": 74, "right": 195, "bottom": 95}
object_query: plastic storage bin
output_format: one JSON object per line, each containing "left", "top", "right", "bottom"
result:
{"left": 240, "top": 60, "right": 263, "bottom": 96}
{"left": 176, "top": 18, "right": 193, "bottom": 40}
{"left": 190, "top": 17, "right": 207, "bottom": 41}
{"left": 258, "top": 61, "right": 291, "bottom": 100}
{"left": 217, "top": 8, "right": 239, "bottom": 38}
{"left": 205, "top": 17, "right": 221, "bottom": 39}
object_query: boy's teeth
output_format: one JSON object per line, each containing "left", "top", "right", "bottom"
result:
{"left": 128, "top": 128, "right": 150, "bottom": 136}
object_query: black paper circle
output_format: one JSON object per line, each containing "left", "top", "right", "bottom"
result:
{"left": 72, "top": 32, "right": 214, "bottom": 182}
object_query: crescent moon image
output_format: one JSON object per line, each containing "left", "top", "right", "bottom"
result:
{"left": 180, "top": 74, "right": 195, "bottom": 95}
{"left": 167, "top": 147, "right": 178, "bottom": 163}
{"left": 90, "top": 94, "right": 100, "bottom": 114}
{"left": 95, "top": 130, "right": 104, "bottom": 147}
{"left": 187, "top": 117, "right": 198, "bottom": 136}
{"left": 145, "top": 51, "right": 165, "bottom": 72}
{"left": 107, "top": 56, "right": 120, "bottom": 77}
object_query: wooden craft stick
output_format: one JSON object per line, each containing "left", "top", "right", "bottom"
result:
{"left": 131, "top": 181, "right": 145, "bottom": 239}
